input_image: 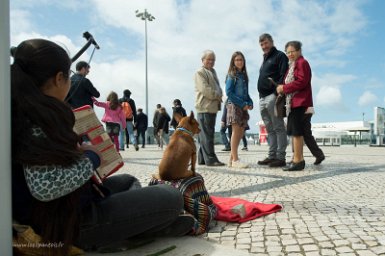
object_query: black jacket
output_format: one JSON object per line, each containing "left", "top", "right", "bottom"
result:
{"left": 136, "top": 112, "right": 148, "bottom": 131}
{"left": 170, "top": 105, "right": 187, "bottom": 129}
{"left": 66, "top": 73, "right": 100, "bottom": 108}
{"left": 157, "top": 113, "right": 171, "bottom": 134}
{"left": 257, "top": 47, "right": 288, "bottom": 98}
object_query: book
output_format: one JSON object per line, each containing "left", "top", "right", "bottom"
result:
{"left": 73, "top": 105, "right": 124, "bottom": 184}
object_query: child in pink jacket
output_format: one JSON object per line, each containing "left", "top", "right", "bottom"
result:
{"left": 93, "top": 92, "right": 126, "bottom": 151}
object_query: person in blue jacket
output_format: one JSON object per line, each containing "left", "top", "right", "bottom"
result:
{"left": 225, "top": 51, "right": 253, "bottom": 168}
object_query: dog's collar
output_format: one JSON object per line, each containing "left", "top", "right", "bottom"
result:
{"left": 176, "top": 127, "right": 194, "bottom": 137}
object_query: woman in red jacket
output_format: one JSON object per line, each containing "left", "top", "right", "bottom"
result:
{"left": 277, "top": 41, "right": 313, "bottom": 171}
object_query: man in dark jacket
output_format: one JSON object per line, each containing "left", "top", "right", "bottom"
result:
{"left": 156, "top": 107, "right": 171, "bottom": 149}
{"left": 135, "top": 108, "right": 148, "bottom": 148}
{"left": 119, "top": 89, "right": 138, "bottom": 151}
{"left": 66, "top": 61, "right": 100, "bottom": 108}
{"left": 257, "top": 33, "right": 288, "bottom": 167}
{"left": 170, "top": 99, "right": 187, "bottom": 129}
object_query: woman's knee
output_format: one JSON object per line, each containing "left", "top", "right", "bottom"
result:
{"left": 152, "top": 185, "right": 184, "bottom": 213}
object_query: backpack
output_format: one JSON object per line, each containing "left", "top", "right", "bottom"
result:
{"left": 122, "top": 101, "right": 133, "bottom": 119}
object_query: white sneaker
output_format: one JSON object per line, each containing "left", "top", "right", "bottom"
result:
{"left": 228, "top": 156, "right": 233, "bottom": 167}
{"left": 231, "top": 160, "right": 249, "bottom": 168}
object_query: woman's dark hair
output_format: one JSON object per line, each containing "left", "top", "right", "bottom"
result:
{"left": 226, "top": 51, "right": 249, "bottom": 82}
{"left": 11, "top": 39, "right": 80, "bottom": 165}
{"left": 285, "top": 40, "right": 302, "bottom": 51}
{"left": 107, "top": 91, "right": 120, "bottom": 110}
{"left": 11, "top": 39, "right": 82, "bottom": 255}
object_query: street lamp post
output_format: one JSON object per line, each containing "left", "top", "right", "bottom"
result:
{"left": 135, "top": 9, "right": 155, "bottom": 116}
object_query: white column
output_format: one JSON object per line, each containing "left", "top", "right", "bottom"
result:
{"left": 0, "top": 0, "right": 13, "bottom": 254}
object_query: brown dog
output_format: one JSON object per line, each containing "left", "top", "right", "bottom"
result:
{"left": 153, "top": 111, "right": 200, "bottom": 181}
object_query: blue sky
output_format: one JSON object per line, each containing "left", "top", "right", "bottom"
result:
{"left": 10, "top": 0, "right": 385, "bottom": 133}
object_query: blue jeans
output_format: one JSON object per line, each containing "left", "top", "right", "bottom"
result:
{"left": 220, "top": 125, "right": 232, "bottom": 149}
{"left": 77, "top": 174, "right": 185, "bottom": 248}
{"left": 120, "top": 120, "right": 137, "bottom": 148}
{"left": 259, "top": 93, "right": 287, "bottom": 160}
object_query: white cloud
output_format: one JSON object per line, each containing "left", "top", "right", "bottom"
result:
{"left": 358, "top": 91, "right": 378, "bottom": 106}
{"left": 316, "top": 86, "right": 342, "bottom": 106}
{"left": 10, "top": 9, "right": 33, "bottom": 36}
{"left": 312, "top": 72, "right": 356, "bottom": 108}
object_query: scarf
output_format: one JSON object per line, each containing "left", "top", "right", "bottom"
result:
{"left": 284, "top": 60, "right": 296, "bottom": 116}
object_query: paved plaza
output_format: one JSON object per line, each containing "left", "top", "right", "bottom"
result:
{"left": 90, "top": 143, "right": 385, "bottom": 256}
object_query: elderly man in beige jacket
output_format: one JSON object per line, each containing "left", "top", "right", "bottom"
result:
{"left": 194, "top": 50, "right": 224, "bottom": 166}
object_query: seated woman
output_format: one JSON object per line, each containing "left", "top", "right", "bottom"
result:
{"left": 11, "top": 39, "right": 193, "bottom": 255}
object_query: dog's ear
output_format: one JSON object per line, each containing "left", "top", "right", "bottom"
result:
{"left": 189, "top": 111, "right": 194, "bottom": 123}
{"left": 174, "top": 113, "right": 183, "bottom": 123}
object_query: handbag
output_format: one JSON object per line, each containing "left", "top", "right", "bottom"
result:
{"left": 105, "top": 122, "right": 120, "bottom": 135}
{"left": 149, "top": 174, "right": 217, "bottom": 235}
{"left": 274, "top": 94, "right": 286, "bottom": 118}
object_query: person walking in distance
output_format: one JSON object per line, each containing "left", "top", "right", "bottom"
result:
{"left": 92, "top": 92, "right": 126, "bottom": 151}
{"left": 170, "top": 99, "right": 187, "bottom": 130}
{"left": 153, "top": 104, "right": 162, "bottom": 147}
{"left": 66, "top": 61, "right": 100, "bottom": 109}
{"left": 220, "top": 98, "right": 232, "bottom": 152}
{"left": 119, "top": 89, "right": 139, "bottom": 151}
{"left": 156, "top": 107, "right": 171, "bottom": 150}
{"left": 135, "top": 108, "right": 148, "bottom": 148}
{"left": 257, "top": 33, "right": 288, "bottom": 167}
{"left": 194, "top": 50, "right": 224, "bottom": 166}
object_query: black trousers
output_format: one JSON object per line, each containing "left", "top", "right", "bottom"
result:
{"left": 197, "top": 113, "right": 219, "bottom": 165}
{"left": 77, "top": 174, "right": 184, "bottom": 249}
{"left": 137, "top": 129, "right": 146, "bottom": 147}
{"left": 303, "top": 114, "right": 324, "bottom": 158}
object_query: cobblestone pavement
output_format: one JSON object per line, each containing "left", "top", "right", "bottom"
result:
{"left": 115, "top": 144, "right": 385, "bottom": 256}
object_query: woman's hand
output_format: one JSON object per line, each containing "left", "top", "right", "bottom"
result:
{"left": 276, "top": 85, "right": 284, "bottom": 94}
{"left": 79, "top": 142, "right": 104, "bottom": 166}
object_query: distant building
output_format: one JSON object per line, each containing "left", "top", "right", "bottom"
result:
{"left": 258, "top": 120, "right": 371, "bottom": 146}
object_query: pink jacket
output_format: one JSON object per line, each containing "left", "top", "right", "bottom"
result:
{"left": 283, "top": 56, "right": 313, "bottom": 108}
{"left": 93, "top": 98, "right": 126, "bottom": 129}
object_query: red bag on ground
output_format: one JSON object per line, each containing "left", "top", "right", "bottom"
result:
{"left": 211, "top": 196, "right": 282, "bottom": 223}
